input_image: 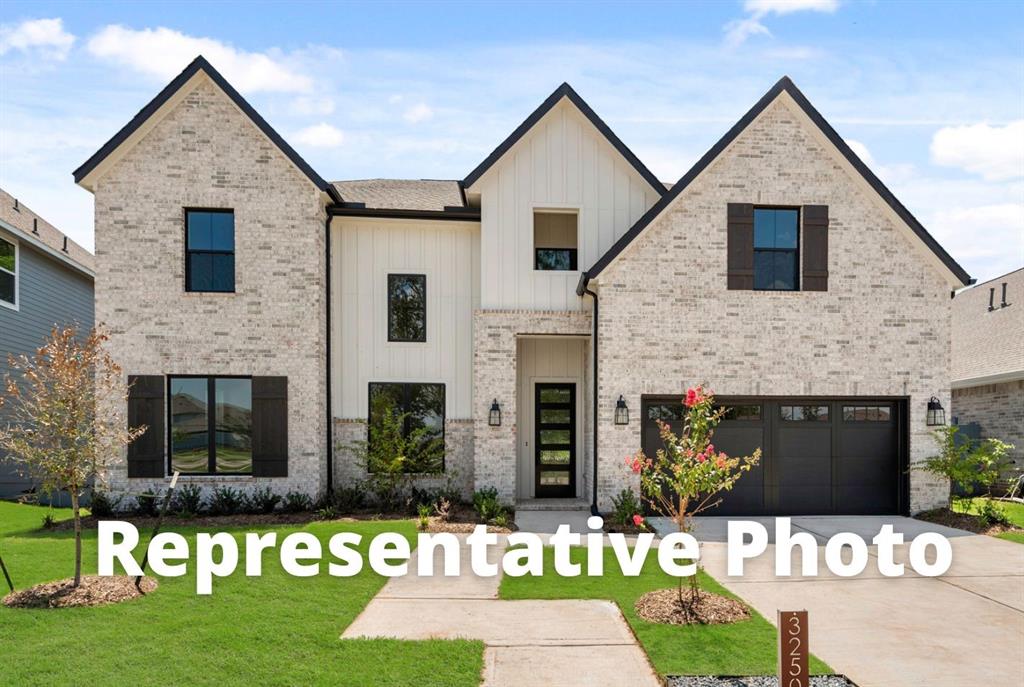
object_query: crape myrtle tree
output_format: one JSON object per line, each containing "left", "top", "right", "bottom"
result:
{"left": 918, "top": 425, "right": 1013, "bottom": 509}
{"left": 0, "top": 327, "right": 147, "bottom": 587}
{"left": 630, "top": 385, "right": 761, "bottom": 607}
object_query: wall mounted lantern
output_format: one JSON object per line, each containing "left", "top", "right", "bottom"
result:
{"left": 926, "top": 397, "right": 946, "bottom": 426}
{"left": 488, "top": 399, "right": 502, "bottom": 427}
{"left": 614, "top": 395, "right": 629, "bottom": 425}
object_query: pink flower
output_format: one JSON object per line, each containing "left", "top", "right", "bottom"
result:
{"left": 696, "top": 452, "right": 707, "bottom": 463}
{"left": 633, "top": 514, "right": 644, "bottom": 527}
{"left": 715, "top": 455, "right": 726, "bottom": 470}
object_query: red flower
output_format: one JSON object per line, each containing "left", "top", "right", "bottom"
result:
{"left": 633, "top": 514, "right": 644, "bottom": 527}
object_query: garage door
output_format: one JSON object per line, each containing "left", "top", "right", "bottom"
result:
{"left": 641, "top": 398, "right": 907, "bottom": 516}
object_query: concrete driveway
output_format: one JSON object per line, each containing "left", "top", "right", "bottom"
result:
{"left": 651, "top": 516, "right": 1024, "bottom": 687}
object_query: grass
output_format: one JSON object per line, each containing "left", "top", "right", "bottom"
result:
{"left": 0, "top": 501, "right": 483, "bottom": 687}
{"left": 953, "top": 496, "right": 1024, "bottom": 543}
{"left": 499, "top": 546, "right": 831, "bottom": 677}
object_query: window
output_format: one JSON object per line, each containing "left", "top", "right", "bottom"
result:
{"left": 388, "top": 274, "right": 426, "bottom": 342}
{"left": 720, "top": 404, "right": 762, "bottom": 421}
{"left": 0, "top": 235, "right": 16, "bottom": 308}
{"left": 753, "top": 208, "right": 799, "bottom": 291}
{"left": 185, "top": 210, "right": 235, "bottom": 292}
{"left": 368, "top": 382, "right": 445, "bottom": 472}
{"left": 169, "top": 376, "right": 252, "bottom": 474}
{"left": 534, "top": 211, "right": 578, "bottom": 271}
{"left": 843, "top": 405, "right": 891, "bottom": 422}
{"left": 781, "top": 405, "right": 829, "bottom": 422}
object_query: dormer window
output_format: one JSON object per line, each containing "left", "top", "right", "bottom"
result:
{"left": 534, "top": 210, "right": 578, "bottom": 271}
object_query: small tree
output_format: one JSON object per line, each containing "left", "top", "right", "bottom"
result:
{"left": 633, "top": 385, "right": 761, "bottom": 607}
{"left": 917, "top": 426, "right": 1013, "bottom": 509}
{"left": 340, "top": 392, "right": 443, "bottom": 510}
{"left": 0, "top": 327, "right": 146, "bottom": 587}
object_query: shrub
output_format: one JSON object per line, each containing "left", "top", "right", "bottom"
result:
{"left": 331, "top": 483, "right": 366, "bottom": 513}
{"left": 417, "top": 503, "right": 432, "bottom": 531}
{"left": 173, "top": 484, "right": 204, "bottom": 516}
{"left": 977, "top": 499, "right": 1011, "bottom": 527}
{"left": 434, "top": 496, "right": 452, "bottom": 523}
{"left": 316, "top": 505, "right": 338, "bottom": 520}
{"left": 610, "top": 488, "right": 643, "bottom": 527}
{"left": 89, "top": 490, "right": 121, "bottom": 517}
{"left": 208, "top": 486, "right": 245, "bottom": 516}
{"left": 41, "top": 512, "right": 56, "bottom": 529}
{"left": 134, "top": 489, "right": 161, "bottom": 517}
{"left": 472, "top": 486, "right": 507, "bottom": 523}
{"left": 411, "top": 486, "right": 442, "bottom": 510}
{"left": 282, "top": 490, "right": 313, "bottom": 514}
{"left": 917, "top": 427, "right": 1014, "bottom": 508}
{"left": 246, "top": 486, "right": 281, "bottom": 514}
{"left": 491, "top": 511, "right": 511, "bottom": 529}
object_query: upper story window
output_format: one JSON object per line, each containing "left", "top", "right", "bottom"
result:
{"left": 388, "top": 274, "right": 426, "bottom": 342}
{"left": 0, "top": 235, "right": 16, "bottom": 309}
{"left": 534, "top": 211, "right": 578, "bottom": 271}
{"left": 169, "top": 376, "right": 252, "bottom": 475}
{"left": 753, "top": 208, "right": 799, "bottom": 291}
{"left": 185, "top": 209, "right": 235, "bottom": 292}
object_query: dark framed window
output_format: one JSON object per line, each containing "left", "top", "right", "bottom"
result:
{"left": 387, "top": 274, "right": 426, "bottom": 342}
{"left": 535, "top": 248, "right": 578, "bottom": 271}
{"left": 368, "top": 382, "right": 445, "bottom": 472}
{"left": 720, "top": 404, "right": 762, "bottom": 421}
{"left": 843, "top": 405, "right": 892, "bottom": 422}
{"left": 0, "top": 235, "right": 16, "bottom": 308}
{"left": 169, "top": 376, "right": 252, "bottom": 474}
{"left": 753, "top": 208, "right": 799, "bottom": 291}
{"left": 534, "top": 210, "right": 579, "bottom": 271}
{"left": 185, "top": 209, "right": 235, "bottom": 292}
{"left": 780, "top": 405, "right": 829, "bottom": 422}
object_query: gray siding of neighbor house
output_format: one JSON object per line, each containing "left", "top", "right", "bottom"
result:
{"left": 0, "top": 235, "right": 95, "bottom": 499}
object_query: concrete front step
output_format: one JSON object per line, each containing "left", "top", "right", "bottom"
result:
{"left": 515, "top": 498, "right": 592, "bottom": 512}
{"left": 483, "top": 644, "right": 660, "bottom": 687}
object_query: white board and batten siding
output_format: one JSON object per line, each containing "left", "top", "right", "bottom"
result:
{"left": 475, "top": 100, "right": 662, "bottom": 311}
{"left": 331, "top": 218, "right": 480, "bottom": 420}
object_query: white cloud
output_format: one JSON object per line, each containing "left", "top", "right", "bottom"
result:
{"left": 86, "top": 25, "right": 313, "bottom": 93}
{"left": 0, "top": 18, "right": 75, "bottom": 60}
{"left": 926, "top": 203, "right": 1024, "bottom": 280}
{"left": 403, "top": 103, "right": 434, "bottom": 124}
{"left": 292, "top": 123, "right": 345, "bottom": 148}
{"left": 726, "top": 0, "right": 839, "bottom": 46}
{"left": 930, "top": 121, "right": 1024, "bottom": 181}
{"left": 289, "top": 96, "right": 335, "bottom": 116}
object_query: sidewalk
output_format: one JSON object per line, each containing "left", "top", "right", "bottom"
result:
{"left": 342, "top": 532, "right": 660, "bottom": 687}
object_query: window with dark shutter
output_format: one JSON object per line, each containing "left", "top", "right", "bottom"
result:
{"left": 252, "top": 376, "right": 288, "bottom": 477}
{"left": 127, "top": 375, "right": 165, "bottom": 478}
{"left": 727, "top": 203, "right": 755, "bottom": 290}
{"left": 802, "top": 205, "right": 829, "bottom": 291}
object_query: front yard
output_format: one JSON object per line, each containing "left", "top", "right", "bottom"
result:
{"left": 955, "top": 496, "right": 1024, "bottom": 543}
{"left": 0, "top": 502, "right": 483, "bottom": 687}
{"left": 499, "top": 545, "right": 832, "bottom": 677}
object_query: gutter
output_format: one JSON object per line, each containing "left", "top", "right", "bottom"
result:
{"left": 325, "top": 213, "right": 333, "bottom": 494}
{"left": 577, "top": 272, "right": 600, "bottom": 516}
{"left": 327, "top": 204, "right": 480, "bottom": 222}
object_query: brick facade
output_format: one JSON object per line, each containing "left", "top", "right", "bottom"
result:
{"left": 952, "top": 381, "right": 1024, "bottom": 486}
{"left": 593, "top": 96, "right": 953, "bottom": 513}
{"left": 94, "top": 78, "right": 328, "bottom": 498}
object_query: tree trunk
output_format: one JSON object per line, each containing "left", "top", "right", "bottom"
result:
{"left": 71, "top": 489, "right": 82, "bottom": 587}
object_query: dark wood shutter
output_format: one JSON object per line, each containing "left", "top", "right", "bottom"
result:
{"left": 252, "top": 376, "right": 288, "bottom": 477}
{"left": 802, "top": 205, "right": 829, "bottom": 291}
{"left": 727, "top": 203, "right": 755, "bottom": 290}
{"left": 127, "top": 375, "right": 165, "bottom": 478}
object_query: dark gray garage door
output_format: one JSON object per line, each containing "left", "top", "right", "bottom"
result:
{"left": 641, "top": 398, "right": 907, "bottom": 516}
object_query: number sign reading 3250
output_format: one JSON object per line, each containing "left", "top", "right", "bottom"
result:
{"left": 778, "top": 610, "right": 809, "bottom": 687}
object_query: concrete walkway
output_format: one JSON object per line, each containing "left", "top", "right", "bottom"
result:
{"left": 652, "top": 515, "right": 1024, "bottom": 687}
{"left": 342, "top": 531, "right": 660, "bottom": 687}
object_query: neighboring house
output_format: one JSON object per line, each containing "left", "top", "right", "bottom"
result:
{"left": 74, "top": 56, "right": 971, "bottom": 515}
{"left": 0, "top": 188, "right": 96, "bottom": 500}
{"left": 951, "top": 268, "right": 1023, "bottom": 490}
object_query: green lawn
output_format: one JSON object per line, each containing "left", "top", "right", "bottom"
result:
{"left": 953, "top": 496, "right": 1024, "bottom": 544}
{"left": 0, "top": 502, "right": 483, "bottom": 687}
{"left": 499, "top": 546, "right": 831, "bottom": 677}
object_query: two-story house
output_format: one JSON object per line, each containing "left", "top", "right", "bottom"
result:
{"left": 0, "top": 188, "right": 96, "bottom": 501}
{"left": 74, "top": 56, "right": 971, "bottom": 514}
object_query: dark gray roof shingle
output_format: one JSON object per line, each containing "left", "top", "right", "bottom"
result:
{"left": 332, "top": 179, "right": 464, "bottom": 212}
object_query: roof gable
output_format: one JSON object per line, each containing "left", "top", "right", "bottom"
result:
{"left": 73, "top": 56, "right": 339, "bottom": 201}
{"left": 582, "top": 76, "right": 971, "bottom": 287}
{"left": 463, "top": 82, "right": 665, "bottom": 196}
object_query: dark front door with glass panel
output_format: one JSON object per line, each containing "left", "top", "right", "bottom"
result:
{"left": 535, "top": 383, "right": 576, "bottom": 498}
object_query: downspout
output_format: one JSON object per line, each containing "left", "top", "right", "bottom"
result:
{"left": 325, "top": 212, "right": 334, "bottom": 494}
{"left": 577, "top": 272, "right": 600, "bottom": 516}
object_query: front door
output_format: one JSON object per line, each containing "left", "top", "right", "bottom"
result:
{"left": 534, "top": 383, "right": 576, "bottom": 498}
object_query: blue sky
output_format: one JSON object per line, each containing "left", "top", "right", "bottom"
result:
{"left": 1, "top": 0, "right": 1022, "bottom": 282}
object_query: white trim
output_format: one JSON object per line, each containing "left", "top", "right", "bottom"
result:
{"left": 0, "top": 220, "right": 93, "bottom": 279}
{"left": 951, "top": 370, "right": 1024, "bottom": 389}
{"left": 0, "top": 230, "right": 18, "bottom": 311}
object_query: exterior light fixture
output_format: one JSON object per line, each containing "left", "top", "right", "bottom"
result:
{"left": 926, "top": 397, "right": 945, "bottom": 426}
{"left": 488, "top": 399, "right": 502, "bottom": 427}
{"left": 614, "top": 395, "right": 629, "bottom": 425}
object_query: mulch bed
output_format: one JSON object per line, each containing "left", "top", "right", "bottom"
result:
{"left": 603, "top": 522, "right": 648, "bottom": 535}
{"left": 668, "top": 677, "right": 856, "bottom": 687}
{"left": 3, "top": 575, "right": 157, "bottom": 609}
{"left": 635, "top": 587, "right": 749, "bottom": 626}
{"left": 421, "top": 516, "right": 514, "bottom": 534}
{"left": 915, "top": 507, "right": 1024, "bottom": 537}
